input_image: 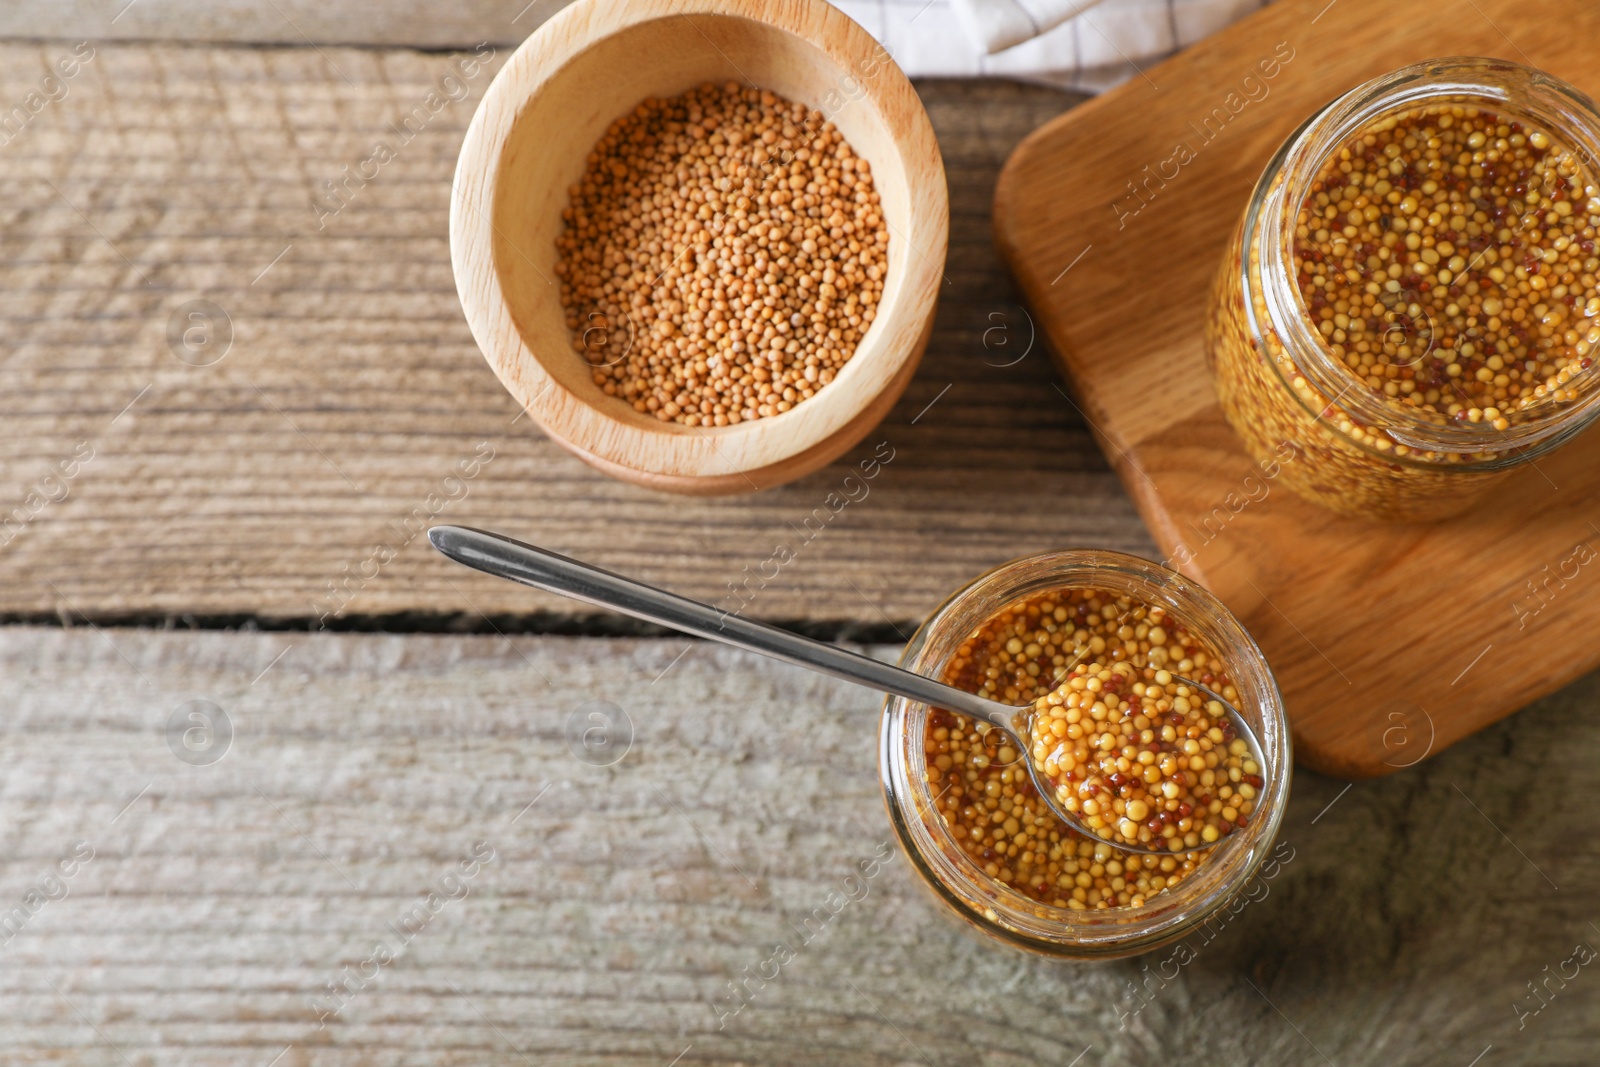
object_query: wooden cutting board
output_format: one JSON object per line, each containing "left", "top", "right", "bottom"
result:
{"left": 994, "top": 0, "right": 1600, "bottom": 777}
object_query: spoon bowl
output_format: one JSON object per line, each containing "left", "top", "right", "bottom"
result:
{"left": 1014, "top": 672, "right": 1266, "bottom": 855}
{"left": 427, "top": 524, "right": 1267, "bottom": 855}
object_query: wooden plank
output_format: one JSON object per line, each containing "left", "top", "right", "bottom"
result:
{"left": 0, "top": 44, "right": 1131, "bottom": 627}
{"left": 993, "top": 0, "right": 1600, "bottom": 776}
{"left": 0, "top": 0, "right": 560, "bottom": 50}
{"left": 2, "top": 624, "right": 1596, "bottom": 1064}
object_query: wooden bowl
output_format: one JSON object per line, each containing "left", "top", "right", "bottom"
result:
{"left": 450, "top": 0, "right": 947, "bottom": 494}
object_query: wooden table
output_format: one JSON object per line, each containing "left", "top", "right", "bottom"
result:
{"left": 2, "top": 6, "right": 1596, "bottom": 1064}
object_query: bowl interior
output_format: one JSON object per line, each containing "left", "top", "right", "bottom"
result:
{"left": 489, "top": 12, "right": 918, "bottom": 441}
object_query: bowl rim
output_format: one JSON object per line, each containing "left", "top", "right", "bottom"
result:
{"left": 449, "top": 0, "right": 948, "bottom": 485}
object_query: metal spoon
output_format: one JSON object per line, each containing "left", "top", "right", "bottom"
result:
{"left": 428, "top": 525, "right": 1265, "bottom": 855}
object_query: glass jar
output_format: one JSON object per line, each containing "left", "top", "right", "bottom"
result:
{"left": 877, "top": 550, "right": 1291, "bottom": 959}
{"left": 1207, "top": 58, "right": 1600, "bottom": 522}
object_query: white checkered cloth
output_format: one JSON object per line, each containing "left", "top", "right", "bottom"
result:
{"left": 831, "top": 0, "right": 1270, "bottom": 90}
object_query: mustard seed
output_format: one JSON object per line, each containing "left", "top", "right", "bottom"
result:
{"left": 554, "top": 82, "right": 890, "bottom": 427}
{"left": 1293, "top": 103, "right": 1598, "bottom": 428}
{"left": 1028, "top": 659, "right": 1256, "bottom": 853}
{"left": 926, "top": 587, "right": 1246, "bottom": 910}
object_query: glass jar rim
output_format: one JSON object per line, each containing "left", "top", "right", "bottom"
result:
{"left": 878, "top": 549, "right": 1293, "bottom": 957}
{"left": 1246, "top": 56, "right": 1600, "bottom": 466}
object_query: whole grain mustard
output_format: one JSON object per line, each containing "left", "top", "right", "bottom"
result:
{"left": 925, "top": 588, "right": 1258, "bottom": 911}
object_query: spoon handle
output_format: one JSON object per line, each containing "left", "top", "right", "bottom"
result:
{"left": 428, "top": 525, "right": 1017, "bottom": 729}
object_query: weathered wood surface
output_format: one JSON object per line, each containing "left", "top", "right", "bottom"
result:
{"left": 2, "top": 625, "right": 1596, "bottom": 1066}
{"left": 994, "top": 0, "right": 1600, "bottom": 776}
{"left": 0, "top": 42, "right": 1118, "bottom": 626}
{"left": 0, "top": 1, "right": 561, "bottom": 50}
{"left": 3, "top": 20, "right": 1598, "bottom": 1064}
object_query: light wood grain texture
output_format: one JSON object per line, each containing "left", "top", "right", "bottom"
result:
{"left": 452, "top": 0, "right": 948, "bottom": 493}
{"left": 0, "top": 0, "right": 564, "bottom": 49}
{"left": 2, "top": 625, "right": 1596, "bottom": 1066}
{"left": 993, "top": 0, "right": 1600, "bottom": 777}
{"left": 0, "top": 42, "right": 1121, "bottom": 625}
